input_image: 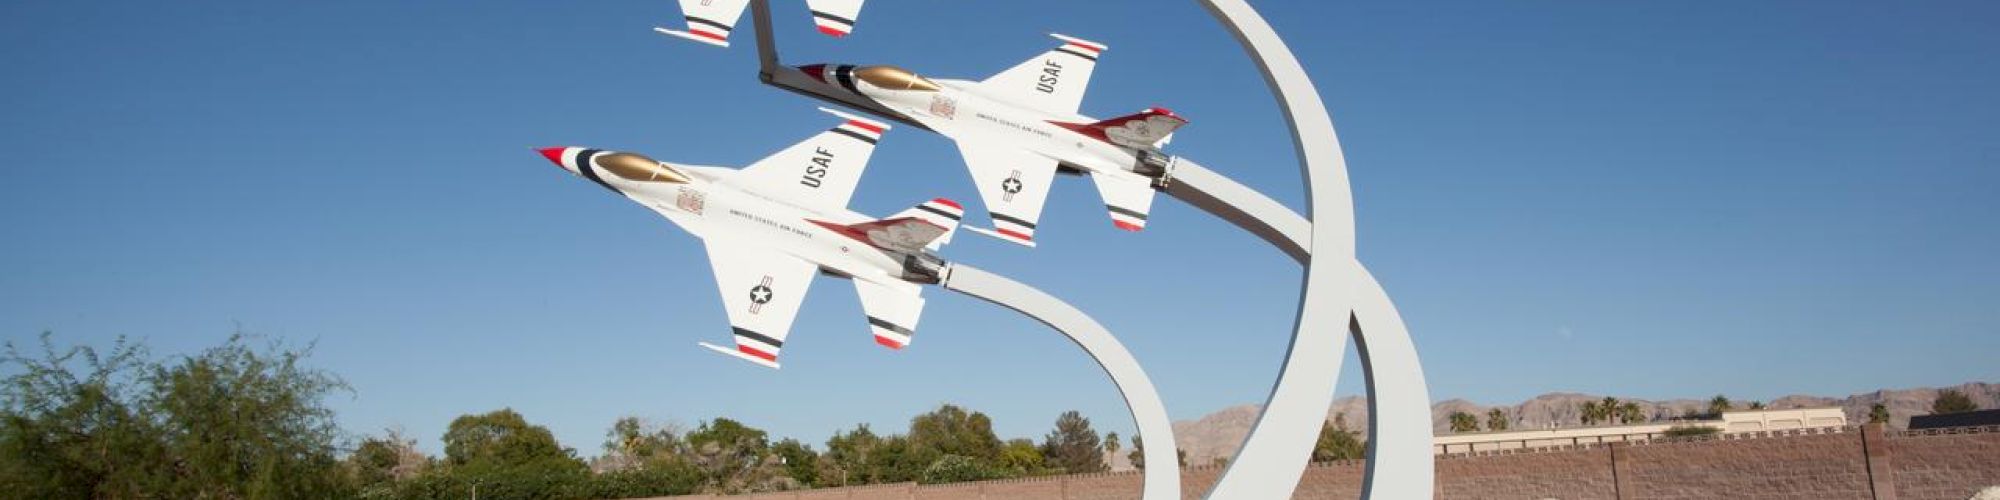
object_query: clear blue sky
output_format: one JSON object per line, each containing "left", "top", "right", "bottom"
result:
{"left": 4, "top": 1, "right": 1995, "bottom": 455}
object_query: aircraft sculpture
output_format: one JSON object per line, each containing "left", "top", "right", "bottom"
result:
{"left": 780, "top": 34, "right": 1187, "bottom": 247}
{"left": 657, "top": 0, "right": 865, "bottom": 47}
{"left": 536, "top": 108, "right": 961, "bottom": 369}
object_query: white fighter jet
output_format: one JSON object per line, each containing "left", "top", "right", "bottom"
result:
{"left": 536, "top": 108, "right": 961, "bottom": 369}
{"left": 656, "top": 0, "right": 866, "bottom": 47}
{"left": 788, "top": 34, "right": 1187, "bottom": 247}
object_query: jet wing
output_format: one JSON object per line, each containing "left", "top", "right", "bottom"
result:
{"left": 659, "top": 0, "right": 749, "bottom": 47}
{"left": 975, "top": 34, "right": 1104, "bottom": 116}
{"left": 659, "top": 0, "right": 866, "bottom": 46}
{"left": 727, "top": 108, "right": 889, "bottom": 213}
{"left": 804, "top": 0, "right": 865, "bottom": 37}
{"left": 854, "top": 279, "right": 924, "bottom": 350}
{"left": 1090, "top": 173, "right": 1157, "bottom": 232}
{"left": 955, "top": 141, "right": 1059, "bottom": 247}
{"left": 695, "top": 238, "right": 819, "bottom": 369}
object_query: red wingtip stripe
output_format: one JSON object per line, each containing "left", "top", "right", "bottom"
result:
{"left": 1114, "top": 220, "right": 1145, "bottom": 232}
{"left": 1064, "top": 43, "right": 1103, "bottom": 54}
{"left": 874, "top": 335, "right": 905, "bottom": 350}
{"left": 845, "top": 120, "right": 886, "bottom": 134}
{"left": 688, "top": 29, "right": 728, "bottom": 42}
{"left": 996, "top": 228, "right": 1033, "bottom": 241}
{"left": 818, "top": 26, "right": 849, "bottom": 37}
{"left": 929, "top": 198, "right": 962, "bottom": 210}
{"left": 737, "top": 345, "right": 778, "bottom": 362}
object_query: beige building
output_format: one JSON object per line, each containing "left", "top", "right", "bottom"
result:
{"left": 1433, "top": 407, "right": 1848, "bottom": 454}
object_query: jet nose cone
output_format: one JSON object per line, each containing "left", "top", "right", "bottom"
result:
{"left": 536, "top": 147, "right": 574, "bottom": 172}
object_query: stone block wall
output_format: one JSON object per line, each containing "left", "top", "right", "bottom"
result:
{"left": 630, "top": 424, "right": 2000, "bottom": 500}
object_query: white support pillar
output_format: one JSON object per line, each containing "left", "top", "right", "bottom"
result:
{"left": 940, "top": 264, "right": 1181, "bottom": 500}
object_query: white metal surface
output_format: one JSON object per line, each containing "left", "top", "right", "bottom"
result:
{"left": 940, "top": 264, "right": 1180, "bottom": 500}
{"left": 1190, "top": 1, "right": 1435, "bottom": 498}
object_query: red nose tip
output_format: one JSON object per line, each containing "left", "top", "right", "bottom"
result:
{"left": 536, "top": 147, "right": 566, "bottom": 167}
{"left": 796, "top": 64, "right": 829, "bottom": 84}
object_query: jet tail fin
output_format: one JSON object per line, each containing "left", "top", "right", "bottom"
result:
{"left": 1066, "top": 108, "right": 1188, "bottom": 150}
{"left": 879, "top": 198, "right": 964, "bottom": 251}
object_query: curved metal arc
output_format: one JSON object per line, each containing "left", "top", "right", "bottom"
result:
{"left": 939, "top": 263, "right": 1181, "bottom": 499}
{"left": 1190, "top": 2, "right": 1433, "bottom": 498}
{"left": 1170, "top": 158, "right": 1433, "bottom": 498}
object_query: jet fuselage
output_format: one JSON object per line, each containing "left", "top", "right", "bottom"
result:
{"left": 543, "top": 148, "right": 928, "bottom": 292}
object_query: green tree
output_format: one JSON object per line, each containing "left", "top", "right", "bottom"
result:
{"left": 436, "top": 408, "right": 589, "bottom": 499}
{"left": 1485, "top": 409, "right": 1509, "bottom": 431}
{"left": 1104, "top": 431, "right": 1121, "bottom": 458}
{"left": 907, "top": 404, "right": 1002, "bottom": 463}
{"left": 1708, "top": 395, "right": 1733, "bottom": 416}
{"left": 1, "top": 332, "right": 356, "bottom": 499}
{"left": 599, "top": 416, "right": 683, "bottom": 472}
{"left": 822, "top": 424, "right": 880, "bottom": 485}
{"left": 347, "top": 429, "right": 429, "bottom": 495}
{"left": 1125, "top": 435, "right": 1186, "bottom": 471}
{"left": 1579, "top": 401, "right": 1603, "bottom": 425}
{"left": 1932, "top": 389, "right": 1978, "bottom": 414}
{"left": 1448, "top": 411, "right": 1479, "bottom": 433}
{"left": 770, "top": 438, "right": 820, "bottom": 487}
{"left": 1312, "top": 415, "right": 1366, "bottom": 462}
{"left": 684, "top": 418, "right": 787, "bottom": 492}
{"left": 1039, "top": 411, "right": 1105, "bottom": 474}
{"left": 1747, "top": 401, "right": 1766, "bottom": 410}
{"left": 1868, "top": 403, "right": 1891, "bottom": 424}
{"left": 919, "top": 454, "right": 1003, "bottom": 484}
{"left": 996, "top": 438, "right": 1045, "bottom": 475}
{"left": 442, "top": 408, "right": 575, "bottom": 469}
{"left": 0, "top": 333, "right": 158, "bottom": 498}
{"left": 1619, "top": 402, "right": 1646, "bottom": 424}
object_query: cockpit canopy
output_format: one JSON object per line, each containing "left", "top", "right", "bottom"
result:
{"left": 854, "top": 65, "right": 940, "bottom": 92}
{"left": 595, "top": 152, "right": 690, "bottom": 184}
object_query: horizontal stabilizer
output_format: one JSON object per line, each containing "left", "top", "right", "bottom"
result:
{"left": 698, "top": 341, "right": 781, "bottom": 369}
{"left": 1056, "top": 108, "right": 1187, "bottom": 150}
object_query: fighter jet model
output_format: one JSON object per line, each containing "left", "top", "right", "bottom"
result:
{"left": 786, "top": 34, "right": 1187, "bottom": 247}
{"left": 657, "top": 0, "right": 865, "bottom": 47}
{"left": 536, "top": 108, "right": 961, "bottom": 369}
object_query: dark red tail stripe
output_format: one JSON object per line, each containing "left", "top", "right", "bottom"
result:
{"left": 738, "top": 345, "right": 777, "bottom": 362}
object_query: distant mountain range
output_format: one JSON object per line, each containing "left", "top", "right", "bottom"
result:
{"left": 1165, "top": 381, "right": 1998, "bottom": 466}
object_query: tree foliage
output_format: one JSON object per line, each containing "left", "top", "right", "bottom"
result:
{"left": 1485, "top": 409, "right": 1509, "bottom": 432}
{"left": 1448, "top": 411, "right": 1479, "bottom": 433}
{"left": 1933, "top": 389, "right": 1978, "bottom": 415}
{"left": 1039, "top": 411, "right": 1105, "bottom": 474}
{"left": 1708, "top": 395, "right": 1733, "bottom": 416}
{"left": 1125, "top": 434, "right": 1185, "bottom": 471}
{"left": 1663, "top": 425, "right": 1721, "bottom": 438}
{"left": 1869, "top": 403, "right": 1891, "bottom": 424}
{"left": 1313, "top": 414, "right": 1366, "bottom": 462}
{"left": 0, "top": 332, "right": 352, "bottom": 499}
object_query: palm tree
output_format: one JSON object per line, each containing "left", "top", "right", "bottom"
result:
{"left": 1448, "top": 411, "right": 1479, "bottom": 433}
{"left": 1104, "top": 432, "right": 1121, "bottom": 458}
{"left": 1485, "top": 409, "right": 1509, "bottom": 431}
{"left": 1619, "top": 402, "right": 1645, "bottom": 424}
{"left": 1868, "top": 403, "right": 1890, "bottom": 424}
{"left": 1579, "top": 401, "right": 1602, "bottom": 425}
{"left": 1747, "top": 401, "right": 1765, "bottom": 410}
{"left": 1708, "top": 395, "right": 1733, "bottom": 416}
